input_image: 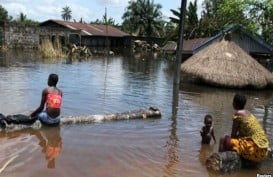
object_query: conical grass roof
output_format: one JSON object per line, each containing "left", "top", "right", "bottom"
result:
{"left": 181, "top": 39, "right": 273, "bottom": 89}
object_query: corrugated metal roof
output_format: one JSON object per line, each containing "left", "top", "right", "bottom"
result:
{"left": 162, "top": 25, "right": 273, "bottom": 55}
{"left": 40, "top": 20, "right": 129, "bottom": 37}
{"left": 162, "top": 38, "right": 211, "bottom": 53}
{"left": 194, "top": 25, "right": 273, "bottom": 53}
{"left": 161, "top": 41, "right": 177, "bottom": 51}
{"left": 184, "top": 37, "right": 211, "bottom": 52}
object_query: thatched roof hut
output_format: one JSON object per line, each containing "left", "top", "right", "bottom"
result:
{"left": 181, "top": 38, "right": 273, "bottom": 89}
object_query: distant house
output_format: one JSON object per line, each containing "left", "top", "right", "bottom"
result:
{"left": 39, "top": 20, "right": 130, "bottom": 48}
{"left": 162, "top": 25, "right": 273, "bottom": 61}
{"left": 162, "top": 38, "right": 210, "bottom": 58}
{"left": 0, "top": 20, "right": 164, "bottom": 51}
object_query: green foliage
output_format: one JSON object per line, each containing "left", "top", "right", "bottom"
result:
{"left": 246, "top": 0, "right": 273, "bottom": 44}
{"left": 163, "top": 21, "right": 178, "bottom": 42}
{"left": 91, "top": 18, "right": 119, "bottom": 28}
{"left": 0, "top": 6, "right": 37, "bottom": 25}
{"left": 169, "top": 8, "right": 181, "bottom": 24}
{"left": 166, "top": 0, "right": 273, "bottom": 46}
{"left": 91, "top": 10, "right": 119, "bottom": 27}
{"left": 0, "top": 5, "right": 12, "bottom": 22}
{"left": 61, "top": 6, "right": 72, "bottom": 21}
{"left": 121, "top": 0, "right": 164, "bottom": 37}
{"left": 103, "top": 16, "right": 116, "bottom": 26}
{"left": 0, "top": 5, "right": 8, "bottom": 22}
{"left": 168, "top": 0, "right": 200, "bottom": 40}
{"left": 186, "top": 0, "right": 199, "bottom": 39}
{"left": 12, "top": 12, "right": 39, "bottom": 25}
{"left": 216, "top": 0, "right": 249, "bottom": 30}
{"left": 197, "top": 0, "right": 258, "bottom": 38}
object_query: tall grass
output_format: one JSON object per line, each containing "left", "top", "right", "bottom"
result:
{"left": 39, "top": 37, "right": 66, "bottom": 59}
{"left": 0, "top": 45, "right": 8, "bottom": 52}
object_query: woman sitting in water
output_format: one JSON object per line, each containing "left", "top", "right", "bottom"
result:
{"left": 218, "top": 93, "right": 269, "bottom": 162}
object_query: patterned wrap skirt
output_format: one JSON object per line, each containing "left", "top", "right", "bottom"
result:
{"left": 230, "top": 138, "right": 268, "bottom": 162}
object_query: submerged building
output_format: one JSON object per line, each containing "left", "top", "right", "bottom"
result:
{"left": 162, "top": 25, "right": 273, "bottom": 61}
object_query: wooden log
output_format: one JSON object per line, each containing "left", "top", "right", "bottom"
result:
{"left": 205, "top": 151, "right": 242, "bottom": 173}
{"left": 0, "top": 107, "right": 161, "bottom": 131}
{"left": 60, "top": 107, "right": 161, "bottom": 125}
{"left": 206, "top": 150, "right": 273, "bottom": 173}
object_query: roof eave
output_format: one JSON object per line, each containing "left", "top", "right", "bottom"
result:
{"left": 193, "top": 25, "right": 273, "bottom": 53}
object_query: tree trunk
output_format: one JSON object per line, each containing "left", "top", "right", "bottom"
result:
{"left": 60, "top": 107, "right": 161, "bottom": 125}
{"left": 1, "top": 107, "right": 161, "bottom": 131}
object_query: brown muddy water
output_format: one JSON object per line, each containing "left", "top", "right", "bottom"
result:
{"left": 0, "top": 51, "right": 273, "bottom": 177}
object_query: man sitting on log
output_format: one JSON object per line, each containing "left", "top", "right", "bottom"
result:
{"left": 218, "top": 93, "right": 269, "bottom": 163}
{"left": 0, "top": 74, "right": 63, "bottom": 129}
{"left": 30, "top": 73, "right": 63, "bottom": 126}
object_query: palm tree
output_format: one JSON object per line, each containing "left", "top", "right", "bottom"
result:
{"left": 18, "top": 12, "right": 27, "bottom": 22}
{"left": 103, "top": 13, "right": 116, "bottom": 26}
{"left": 168, "top": 0, "right": 200, "bottom": 40}
{"left": 169, "top": 8, "right": 181, "bottom": 24}
{"left": 187, "top": 0, "right": 199, "bottom": 39}
{"left": 122, "top": 0, "right": 164, "bottom": 37}
{"left": 61, "top": 6, "right": 72, "bottom": 21}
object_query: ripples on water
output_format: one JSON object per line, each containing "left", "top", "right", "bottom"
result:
{"left": 0, "top": 52, "right": 273, "bottom": 177}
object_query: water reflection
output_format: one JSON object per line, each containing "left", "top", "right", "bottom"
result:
{"left": 163, "top": 84, "right": 180, "bottom": 177}
{"left": 0, "top": 126, "right": 62, "bottom": 171}
{"left": 0, "top": 53, "right": 8, "bottom": 67}
{"left": 34, "top": 126, "right": 62, "bottom": 169}
{"left": 122, "top": 52, "right": 162, "bottom": 75}
{"left": 181, "top": 82, "right": 273, "bottom": 112}
{"left": 0, "top": 50, "right": 41, "bottom": 67}
{"left": 198, "top": 145, "right": 213, "bottom": 166}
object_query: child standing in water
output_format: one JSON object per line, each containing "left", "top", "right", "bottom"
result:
{"left": 200, "top": 114, "right": 216, "bottom": 144}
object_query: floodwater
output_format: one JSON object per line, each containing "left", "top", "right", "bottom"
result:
{"left": 0, "top": 51, "right": 273, "bottom": 177}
